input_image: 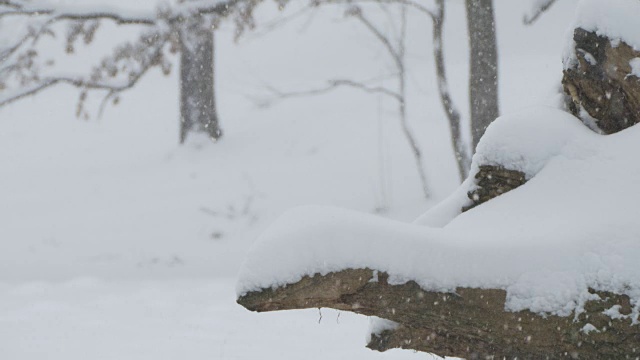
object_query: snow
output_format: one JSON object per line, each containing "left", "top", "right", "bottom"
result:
{"left": 603, "top": 305, "right": 631, "bottom": 320}
{"left": 581, "top": 323, "right": 599, "bottom": 334}
{"left": 472, "top": 106, "right": 591, "bottom": 178}
{"left": 0, "top": 0, "right": 596, "bottom": 358}
{"left": 630, "top": 58, "right": 640, "bottom": 78}
{"left": 237, "top": 107, "right": 640, "bottom": 320}
{"left": 564, "top": 0, "right": 640, "bottom": 69}
{"left": 0, "top": 277, "right": 425, "bottom": 360}
{"left": 573, "top": 0, "right": 640, "bottom": 50}
{"left": 366, "top": 317, "right": 399, "bottom": 343}
{"left": 417, "top": 106, "right": 590, "bottom": 227}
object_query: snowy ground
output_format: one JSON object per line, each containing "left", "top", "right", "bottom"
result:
{"left": 0, "top": 0, "right": 578, "bottom": 359}
{"left": 0, "top": 278, "right": 424, "bottom": 360}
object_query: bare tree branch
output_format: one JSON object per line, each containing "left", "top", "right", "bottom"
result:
{"left": 0, "top": 0, "right": 258, "bottom": 24}
{"left": 432, "top": 0, "right": 470, "bottom": 181}
{"left": 327, "top": 0, "right": 470, "bottom": 182}
{"left": 0, "top": 29, "right": 168, "bottom": 108}
{"left": 265, "top": 79, "right": 401, "bottom": 103}
{"left": 352, "top": 4, "right": 429, "bottom": 198}
{"left": 318, "top": 0, "right": 435, "bottom": 18}
{"left": 348, "top": 6, "right": 402, "bottom": 70}
{"left": 0, "top": 0, "right": 262, "bottom": 116}
{"left": 395, "top": 4, "right": 430, "bottom": 198}
{"left": 523, "top": 0, "right": 559, "bottom": 25}
{"left": 0, "top": 5, "right": 156, "bottom": 24}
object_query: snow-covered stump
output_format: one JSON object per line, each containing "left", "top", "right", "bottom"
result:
{"left": 562, "top": 0, "right": 640, "bottom": 134}
{"left": 237, "top": 269, "right": 639, "bottom": 359}
{"left": 563, "top": 28, "right": 640, "bottom": 134}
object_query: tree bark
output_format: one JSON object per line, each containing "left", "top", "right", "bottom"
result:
{"left": 563, "top": 28, "right": 640, "bottom": 134}
{"left": 463, "top": 165, "right": 526, "bottom": 212}
{"left": 179, "top": 16, "right": 221, "bottom": 144}
{"left": 237, "top": 268, "right": 640, "bottom": 359}
{"left": 466, "top": 0, "right": 499, "bottom": 151}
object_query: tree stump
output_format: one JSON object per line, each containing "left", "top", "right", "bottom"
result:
{"left": 563, "top": 28, "right": 640, "bottom": 134}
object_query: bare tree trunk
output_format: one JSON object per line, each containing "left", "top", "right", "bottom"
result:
{"left": 179, "top": 16, "right": 221, "bottom": 144}
{"left": 433, "top": 0, "right": 471, "bottom": 181}
{"left": 465, "top": 0, "right": 499, "bottom": 151}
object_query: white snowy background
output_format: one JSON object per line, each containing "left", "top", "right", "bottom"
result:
{"left": 0, "top": 0, "right": 583, "bottom": 359}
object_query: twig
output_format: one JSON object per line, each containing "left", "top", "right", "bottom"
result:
{"left": 523, "top": 0, "right": 559, "bottom": 25}
{"left": 265, "top": 79, "right": 401, "bottom": 102}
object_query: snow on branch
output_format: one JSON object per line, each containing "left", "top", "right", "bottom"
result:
{"left": 0, "top": 1, "right": 156, "bottom": 24}
{"left": 523, "top": 0, "right": 558, "bottom": 25}
{"left": 0, "top": 0, "right": 262, "bottom": 114}
{"left": 0, "top": 0, "right": 257, "bottom": 24}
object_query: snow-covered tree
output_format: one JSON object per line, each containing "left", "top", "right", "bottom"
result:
{"left": 0, "top": 0, "right": 277, "bottom": 143}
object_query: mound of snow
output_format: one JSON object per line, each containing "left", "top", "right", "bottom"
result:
{"left": 237, "top": 106, "right": 640, "bottom": 320}
{"left": 416, "top": 106, "right": 591, "bottom": 227}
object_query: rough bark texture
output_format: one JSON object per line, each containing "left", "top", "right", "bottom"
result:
{"left": 464, "top": 165, "right": 527, "bottom": 212}
{"left": 466, "top": 0, "right": 500, "bottom": 150}
{"left": 238, "top": 269, "right": 640, "bottom": 359}
{"left": 563, "top": 28, "right": 640, "bottom": 134}
{"left": 179, "top": 15, "right": 221, "bottom": 144}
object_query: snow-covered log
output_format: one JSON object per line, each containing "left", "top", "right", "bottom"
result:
{"left": 238, "top": 2, "right": 640, "bottom": 358}
{"left": 238, "top": 269, "right": 639, "bottom": 359}
{"left": 236, "top": 103, "right": 640, "bottom": 358}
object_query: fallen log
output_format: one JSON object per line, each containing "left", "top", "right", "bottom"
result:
{"left": 237, "top": 269, "right": 640, "bottom": 359}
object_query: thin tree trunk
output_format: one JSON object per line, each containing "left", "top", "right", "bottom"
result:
{"left": 352, "top": 4, "right": 431, "bottom": 198}
{"left": 466, "top": 0, "right": 499, "bottom": 151}
{"left": 397, "top": 5, "right": 430, "bottom": 198}
{"left": 433, "top": 0, "right": 471, "bottom": 181}
{"left": 179, "top": 16, "right": 221, "bottom": 144}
